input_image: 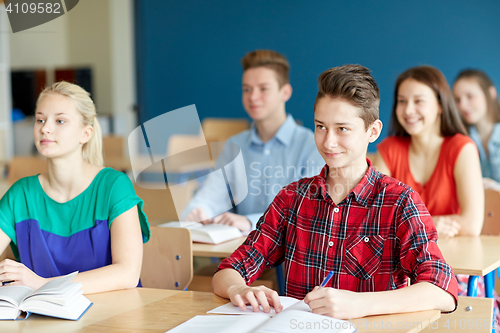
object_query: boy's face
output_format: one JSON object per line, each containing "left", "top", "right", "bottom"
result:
{"left": 242, "top": 67, "right": 291, "bottom": 122}
{"left": 314, "top": 97, "right": 381, "bottom": 170}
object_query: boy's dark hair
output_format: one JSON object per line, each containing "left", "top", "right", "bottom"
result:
{"left": 390, "top": 66, "right": 467, "bottom": 137}
{"left": 241, "top": 50, "right": 290, "bottom": 88}
{"left": 314, "top": 65, "right": 380, "bottom": 130}
{"left": 454, "top": 69, "right": 500, "bottom": 128}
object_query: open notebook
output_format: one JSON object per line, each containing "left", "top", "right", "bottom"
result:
{"left": 167, "top": 296, "right": 356, "bottom": 333}
{"left": 0, "top": 271, "right": 92, "bottom": 320}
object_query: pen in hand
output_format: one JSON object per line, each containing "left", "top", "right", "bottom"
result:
{"left": 320, "top": 270, "right": 334, "bottom": 288}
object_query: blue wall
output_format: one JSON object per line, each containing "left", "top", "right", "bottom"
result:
{"left": 135, "top": 1, "right": 500, "bottom": 151}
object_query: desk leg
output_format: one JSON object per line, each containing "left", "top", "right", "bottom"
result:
{"left": 467, "top": 276, "right": 479, "bottom": 297}
{"left": 485, "top": 271, "right": 494, "bottom": 299}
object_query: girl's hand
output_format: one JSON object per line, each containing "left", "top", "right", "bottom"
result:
{"left": 434, "top": 216, "right": 461, "bottom": 238}
{"left": 0, "top": 259, "right": 48, "bottom": 290}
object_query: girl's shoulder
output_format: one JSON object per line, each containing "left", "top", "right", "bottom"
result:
{"left": 91, "top": 167, "right": 135, "bottom": 194}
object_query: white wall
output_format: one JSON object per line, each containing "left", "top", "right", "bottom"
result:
{"left": 66, "top": 0, "right": 112, "bottom": 115}
{"left": 9, "top": 11, "right": 69, "bottom": 84}
{"left": 7, "top": 0, "right": 137, "bottom": 155}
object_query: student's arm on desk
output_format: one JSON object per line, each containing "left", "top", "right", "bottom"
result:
{"left": 185, "top": 208, "right": 252, "bottom": 232}
{"left": 0, "top": 228, "right": 49, "bottom": 289}
{"left": 434, "top": 142, "right": 484, "bottom": 237}
{"left": 0, "top": 206, "right": 143, "bottom": 294}
{"left": 304, "top": 282, "right": 455, "bottom": 319}
{"left": 72, "top": 206, "right": 143, "bottom": 293}
{"left": 212, "top": 268, "right": 283, "bottom": 314}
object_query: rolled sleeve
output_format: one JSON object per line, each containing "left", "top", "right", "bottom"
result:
{"left": 217, "top": 188, "right": 288, "bottom": 284}
{"left": 397, "top": 191, "right": 459, "bottom": 310}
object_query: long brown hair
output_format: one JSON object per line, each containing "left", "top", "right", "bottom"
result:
{"left": 454, "top": 69, "right": 500, "bottom": 129}
{"left": 389, "top": 66, "right": 467, "bottom": 137}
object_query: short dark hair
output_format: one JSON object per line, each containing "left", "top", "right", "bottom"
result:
{"left": 390, "top": 66, "right": 467, "bottom": 137}
{"left": 454, "top": 69, "right": 500, "bottom": 127}
{"left": 314, "top": 64, "right": 379, "bottom": 130}
{"left": 241, "top": 50, "right": 290, "bottom": 87}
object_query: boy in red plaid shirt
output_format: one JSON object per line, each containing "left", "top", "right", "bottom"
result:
{"left": 212, "top": 65, "right": 458, "bottom": 319}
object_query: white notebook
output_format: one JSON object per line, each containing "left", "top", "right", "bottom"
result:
{"left": 158, "top": 221, "right": 243, "bottom": 244}
{"left": 167, "top": 296, "right": 356, "bottom": 333}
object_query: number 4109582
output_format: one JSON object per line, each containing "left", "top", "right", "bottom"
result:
{"left": 6, "top": 2, "right": 62, "bottom": 14}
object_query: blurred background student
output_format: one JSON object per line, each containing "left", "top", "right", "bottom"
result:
{"left": 372, "top": 65, "right": 498, "bottom": 326}
{"left": 181, "top": 50, "right": 323, "bottom": 232}
{"left": 374, "top": 65, "right": 483, "bottom": 239}
{"left": 453, "top": 69, "right": 500, "bottom": 188}
{"left": 0, "top": 82, "right": 149, "bottom": 294}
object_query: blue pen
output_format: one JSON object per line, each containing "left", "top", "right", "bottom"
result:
{"left": 320, "top": 270, "right": 334, "bottom": 287}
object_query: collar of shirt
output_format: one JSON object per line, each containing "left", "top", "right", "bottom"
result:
{"left": 248, "top": 114, "right": 297, "bottom": 147}
{"left": 313, "top": 159, "right": 376, "bottom": 207}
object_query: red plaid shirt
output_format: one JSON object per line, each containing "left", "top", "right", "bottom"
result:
{"left": 218, "top": 163, "right": 458, "bottom": 304}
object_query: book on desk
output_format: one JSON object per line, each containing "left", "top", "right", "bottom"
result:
{"left": 0, "top": 271, "right": 92, "bottom": 321}
{"left": 168, "top": 296, "right": 356, "bottom": 333}
{"left": 158, "top": 221, "right": 244, "bottom": 244}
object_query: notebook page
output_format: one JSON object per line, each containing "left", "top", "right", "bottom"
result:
{"left": 254, "top": 309, "right": 356, "bottom": 333}
{"left": 207, "top": 296, "right": 300, "bottom": 316}
{"left": 0, "top": 285, "right": 32, "bottom": 306}
{"left": 166, "top": 314, "right": 269, "bottom": 333}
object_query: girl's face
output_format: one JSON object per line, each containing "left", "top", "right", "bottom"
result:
{"left": 34, "top": 94, "right": 92, "bottom": 160}
{"left": 453, "top": 78, "right": 489, "bottom": 125}
{"left": 395, "top": 78, "right": 442, "bottom": 137}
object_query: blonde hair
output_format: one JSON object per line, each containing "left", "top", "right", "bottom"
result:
{"left": 37, "top": 81, "right": 103, "bottom": 166}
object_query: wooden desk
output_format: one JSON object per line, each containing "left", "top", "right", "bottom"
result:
{"left": 438, "top": 235, "right": 500, "bottom": 276}
{"left": 439, "top": 235, "right": 500, "bottom": 297}
{"left": 3, "top": 288, "right": 440, "bottom": 333}
{"left": 192, "top": 237, "right": 246, "bottom": 257}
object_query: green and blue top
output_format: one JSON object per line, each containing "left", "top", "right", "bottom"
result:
{"left": 0, "top": 168, "right": 150, "bottom": 278}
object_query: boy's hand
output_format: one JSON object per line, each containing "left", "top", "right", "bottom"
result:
{"left": 185, "top": 207, "right": 211, "bottom": 224}
{"left": 213, "top": 212, "right": 251, "bottom": 232}
{"left": 304, "top": 286, "right": 366, "bottom": 319}
{"left": 434, "top": 216, "right": 461, "bottom": 238}
{"left": 227, "top": 284, "right": 283, "bottom": 313}
{"left": 0, "top": 259, "right": 47, "bottom": 290}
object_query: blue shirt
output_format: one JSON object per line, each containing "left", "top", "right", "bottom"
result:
{"left": 180, "top": 114, "right": 325, "bottom": 229}
{"left": 469, "top": 123, "right": 500, "bottom": 182}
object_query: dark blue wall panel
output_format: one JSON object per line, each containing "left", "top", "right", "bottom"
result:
{"left": 135, "top": 1, "right": 500, "bottom": 151}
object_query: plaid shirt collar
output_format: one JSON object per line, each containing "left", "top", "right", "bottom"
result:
{"left": 313, "top": 159, "right": 377, "bottom": 207}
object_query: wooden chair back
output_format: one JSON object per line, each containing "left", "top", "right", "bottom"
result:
{"left": 141, "top": 226, "right": 193, "bottom": 290}
{"left": 8, "top": 156, "right": 48, "bottom": 184}
{"left": 102, "top": 135, "right": 125, "bottom": 159}
{"left": 481, "top": 188, "right": 500, "bottom": 235}
{"left": 201, "top": 118, "right": 249, "bottom": 142}
{"left": 134, "top": 182, "right": 197, "bottom": 225}
{"left": 167, "top": 134, "right": 207, "bottom": 156}
{"left": 420, "top": 296, "right": 493, "bottom": 332}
